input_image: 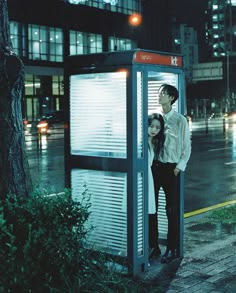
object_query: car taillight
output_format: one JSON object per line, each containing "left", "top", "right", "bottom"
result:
{"left": 37, "top": 121, "right": 48, "bottom": 128}
{"left": 37, "top": 120, "right": 49, "bottom": 134}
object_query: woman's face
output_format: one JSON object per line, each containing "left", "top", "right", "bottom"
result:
{"left": 148, "top": 119, "right": 161, "bottom": 137}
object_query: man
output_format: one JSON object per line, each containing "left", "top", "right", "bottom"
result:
{"left": 151, "top": 84, "right": 191, "bottom": 264}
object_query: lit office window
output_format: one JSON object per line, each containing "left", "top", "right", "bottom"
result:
{"left": 24, "top": 74, "right": 41, "bottom": 96}
{"left": 89, "top": 34, "right": 103, "bottom": 53}
{"left": 10, "top": 21, "right": 26, "bottom": 57}
{"left": 70, "top": 31, "right": 102, "bottom": 55}
{"left": 110, "top": 0, "right": 141, "bottom": 14}
{"left": 212, "top": 14, "right": 218, "bottom": 21}
{"left": 108, "top": 36, "right": 137, "bottom": 51}
{"left": 70, "top": 31, "right": 84, "bottom": 54}
{"left": 49, "top": 29, "right": 63, "bottom": 62}
{"left": 24, "top": 74, "right": 41, "bottom": 121}
{"left": 229, "top": 0, "right": 236, "bottom": 5}
{"left": 28, "top": 25, "right": 47, "bottom": 60}
{"left": 28, "top": 25, "right": 63, "bottom": 61}
{"left": 67, "top": 0, "right": 141, "bottom": 15}
{"left": 52, "top": 75, "right": 64, "bottom": 95}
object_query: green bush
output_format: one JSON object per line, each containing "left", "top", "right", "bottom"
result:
{"left": 0, "top": 189, "right": 163, "bottom": 293}
{"left": 0, "top": 188, "right": 93, "bottom": 292}
{"left": 207, "top": 204, "right": 236, "bottom": 223}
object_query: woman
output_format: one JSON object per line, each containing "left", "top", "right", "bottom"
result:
{"left": 148, "top": 113, "right": 165, "bottom": 259}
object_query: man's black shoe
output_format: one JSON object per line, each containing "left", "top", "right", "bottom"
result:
{"left": 160, "top": 249, "right": 177, "bottom": 264}
{"left": 149, "top": 247, "right": 161, "bottom": 259}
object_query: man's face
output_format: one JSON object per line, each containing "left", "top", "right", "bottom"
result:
{"left": 158, "top": 87, "right": 172, "bottom": 106}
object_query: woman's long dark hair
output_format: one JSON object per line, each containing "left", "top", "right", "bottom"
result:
{"left": 148, "top": 113, "right": 165, "bottom": 159}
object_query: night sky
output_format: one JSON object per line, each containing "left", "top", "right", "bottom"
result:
{"left": 173, "top": 0, "right": 208, "bottom": 27}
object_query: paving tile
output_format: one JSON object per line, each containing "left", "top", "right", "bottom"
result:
{"left": 180, "top": 281, "right": 215, "bottom": 293}
{"left": 138, "top": 219, "right": 236, "bottom": 293}
{"left": 176, "top": 269, "right": 194, "bottom": 278}
{"left": 200, "top": 264, "right": 228, "bottom": 275}
{"left": 206, "top": 273, "right": 227, "bottom": 283}
{"left": 226, "top": 265, "right": 236, "bottom": 274}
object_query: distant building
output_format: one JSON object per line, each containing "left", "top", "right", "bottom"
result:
{"left": 172, "top": 24, "right": 199, "bottom": 83}
{"left": 206, "top": 0, "right": 236, "bottom": 57}
{"left": 186, "top": 0, "right": 236, "bottom": 116}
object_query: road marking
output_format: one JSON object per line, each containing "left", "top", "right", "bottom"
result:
{"left": 184, "top": 199, "right": 236, "bottom": 218}
{"left": 208, "top": 147, "right": 232, "bottom": 152}
{"left": 225, "top": 161, "right": 236, "bottom": 165}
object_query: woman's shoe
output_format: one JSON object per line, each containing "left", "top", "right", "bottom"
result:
{"left": 161, "top": 248, "right": 177, "bottom": 264}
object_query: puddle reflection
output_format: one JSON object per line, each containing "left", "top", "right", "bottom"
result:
{"left": 187, "top": 222, "right": 236, "bottom": 236}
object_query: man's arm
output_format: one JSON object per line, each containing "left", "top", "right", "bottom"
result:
{"left": 176, "top": 116, "right": 191, "bottom": 172}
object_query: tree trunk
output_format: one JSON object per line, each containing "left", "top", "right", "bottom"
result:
{"left": 0, "top": 0, "right": 32, "bottom": 199}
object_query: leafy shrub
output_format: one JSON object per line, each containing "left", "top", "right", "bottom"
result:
{"left": 0, "top": 188, "right": 91, "bottom": 292}
{"left": 0, "top": 189, "right": 163, "bottom": 293}
{"left": 207, "top": 204, "right": 236, "bottom": 223}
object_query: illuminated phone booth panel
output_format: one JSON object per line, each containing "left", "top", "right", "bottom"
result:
{"left": 65, "top": 49, "right": 185, "bottom": 275}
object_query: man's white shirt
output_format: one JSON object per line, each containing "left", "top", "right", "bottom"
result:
{"left": 158, "top": 109, "right": 191, "bottom": 171}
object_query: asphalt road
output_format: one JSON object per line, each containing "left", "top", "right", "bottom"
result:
{"left": 185, "top": 117, "right": 236, "bottom": 212}
{"left": 25, "top": 118, "right": 236, "bottom": 213}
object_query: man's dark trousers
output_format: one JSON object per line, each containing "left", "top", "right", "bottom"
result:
{"left": 151, "top": 161, "right": 180, "bottom": 252}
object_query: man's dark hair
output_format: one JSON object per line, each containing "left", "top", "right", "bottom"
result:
{"left": 159, "top": 84, "right": 179, "bottom": 105}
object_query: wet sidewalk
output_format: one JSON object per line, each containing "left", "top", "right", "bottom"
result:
{"left": 139, "top": 214, "right": 236, "bottom": 292}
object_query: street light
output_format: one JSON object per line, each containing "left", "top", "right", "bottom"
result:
{"left": 128, "top": 13, "right": 142, "bottom": 27}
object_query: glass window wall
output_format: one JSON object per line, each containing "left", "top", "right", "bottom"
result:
{"left": 70, "top": 31, "right": 102, "bottom": 55}
{"left": 28, "top": 24, "right": 63, "bottom": 61}
{"left": 10, "top": 21, "right": 27, "bottom": 57}
{"left": 49, "top": 28, "right": 63, "bottom": 62}
{"left": 67, "top": 0, "right": 141, "bottom": 15}
{"left": 24, "top": 74, "right": 64, "bottom": 121}
{"left": 108, "top": 36, "right": 137, "bottom": 51}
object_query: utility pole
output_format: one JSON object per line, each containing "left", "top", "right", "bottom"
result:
{"left": 226, "top": 50, "right": 230, "bottom": 113}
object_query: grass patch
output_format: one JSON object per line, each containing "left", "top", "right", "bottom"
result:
{"left": 207, "top": 204, "right": 236, "bottom": 223}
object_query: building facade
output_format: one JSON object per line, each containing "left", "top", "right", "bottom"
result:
{"left": 206, "top": 0, "right": 236, "bottom": 57}
{"left": 187, "top": 0, "right": 236, "bottom": 116}
{"left": 8, "top": 0, "right": 142, "bottom": 122}
{"left": 172, "top": 24, "right": 199, "bottom": 83}
{"left": 8, "top": 0, "right": 175, "bottom": 122}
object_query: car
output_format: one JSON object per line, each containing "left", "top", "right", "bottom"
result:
{"left": 37, "top": 110, "right": 65, "bottom": 135}
{"left": 223, "top": 111, "right": 236, "bottom": 122}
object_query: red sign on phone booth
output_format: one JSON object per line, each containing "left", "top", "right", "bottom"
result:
{"left": 133, "top": 50, "right": 182, "bottom": 67}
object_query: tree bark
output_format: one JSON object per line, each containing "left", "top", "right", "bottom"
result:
{"left": 0, "top": 0, "right": 32, "bottom": 199}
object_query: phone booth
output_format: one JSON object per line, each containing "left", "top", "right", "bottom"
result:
{"left": 64, "top": 49, "right": 185, "bottom": 275}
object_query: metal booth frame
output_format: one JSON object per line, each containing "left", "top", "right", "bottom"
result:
{"left": 64, "top": 49, "right": 185, "bottom": 275}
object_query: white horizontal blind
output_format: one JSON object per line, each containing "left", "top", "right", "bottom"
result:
{"left": 72, "top": 169, "right": 128, "bottom": 256}
{"left": 137, "top": 172, "right": 144, "bottom": 256}
{"left": 158, "top": 193, "right": 168, "bottom": 238}
{"left": 137, "top": 71, "right": 143, "bottom": 158}
{"left": 70, "top": 72, "right": 127, "bottom": 158}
